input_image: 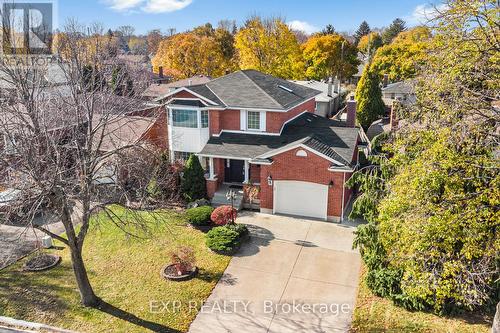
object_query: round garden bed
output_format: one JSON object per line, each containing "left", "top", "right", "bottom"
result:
{"left": 161, "top": 264, "right": 198, "bottom": 282}
{"left": 23, "top": 254, "right": 61, "bottom": 272}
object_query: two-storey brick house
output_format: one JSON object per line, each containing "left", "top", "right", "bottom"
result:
{"left": 158, "top": 70, "right": 363, "bottom": 222}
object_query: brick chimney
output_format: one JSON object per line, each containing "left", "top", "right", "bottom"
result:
{"left": 346, "top": 95, "right": 357, "bottom": 127}
{"left": 158, "top": 66, "right": 164, "bottom": 78}
{"left": 390, "top": 100, "right": 399, "bottom": 131}
{"left": 382, "top": 74, "right": 389, "bottom": 88}
{"left": 327, "top": 77, "right": 333, "bottom": 97}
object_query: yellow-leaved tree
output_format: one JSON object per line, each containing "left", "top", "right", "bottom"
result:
{"left": 370, "top": 26, "right": 432, "bottom": 81}
{"left": 152, "top": 32, "right": 229, "bottom": 79}
{"left": 302, "top": 33, "right": 359, "bottom": 81}
{"left": 235, "top": 17, "right": 304, "bottom": 79}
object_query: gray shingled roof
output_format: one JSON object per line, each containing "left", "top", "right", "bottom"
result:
{"left": 184, "top": 70, "right": 321, "bottom": 110}
{"left": 199, "top": 113, "right": 360, "bottom": 167}
{"left": 382, "top": 81, "right": 414, "bottom": 94}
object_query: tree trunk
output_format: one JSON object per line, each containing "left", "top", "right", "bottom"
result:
{"left": 493, "top": 302, "right": 500, "bottom": 333}
{"left": 70, "top": 245, "right": 99, "bottom": 307}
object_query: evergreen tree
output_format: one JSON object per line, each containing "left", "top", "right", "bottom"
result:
{"left": 382, "top": 18, "right": 407, "bottom": 44}
{"left": 355, "top": 67, "right": 385, "bottom": 129}
{"left": 181, "top": 155, "right": 207, "bottom": 202}
{"left": 321, "top": 24, "right": 336, "bottom": 35}
{"left": 354, "top": 21, "right": 371, "bottom": 45}
{"left": 111, "top": 64, "right": 133, "bottom": 96}
{"left": 82, "top": 65, "right": 105, "bottom": 92}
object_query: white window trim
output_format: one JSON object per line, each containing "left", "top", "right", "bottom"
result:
{"left": 245, "top": 110, "right": 266, "bottom": 132}
{"left": 170, "top": 108, "right": 199, "bottom": 128}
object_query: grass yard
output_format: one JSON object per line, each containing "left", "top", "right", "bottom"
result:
{"left": 0, "top": 208, "right": 231, "bottom": 333}
{"left": 351, "top": 265, "right": 493, "bottom": 333}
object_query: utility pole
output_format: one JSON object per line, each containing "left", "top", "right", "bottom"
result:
{"left": 338, "top": 41, "right": 345, "bottom": 91}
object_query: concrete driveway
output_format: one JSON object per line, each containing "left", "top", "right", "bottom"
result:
{"left": 189, "top": 212, "right": 362, "bottom": 333}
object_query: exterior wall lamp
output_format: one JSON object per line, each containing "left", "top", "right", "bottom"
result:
{"left": 267, "top": 175, "right": 273, "bottom": 186}
{"left": 329, "top": 180, "right": 334, "bottom": 188}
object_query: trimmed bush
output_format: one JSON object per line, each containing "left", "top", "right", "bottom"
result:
{"left": 226, "top": 223, "right": 249, "bottom": 238}
{"left": 186, "top": 206, "right": 214, "bottom": 226}
{"left": 206, "top": 227, "right": 241, "bottom": 254}
{"left": 211, "top": 205, "right": 238, "bottom": 226}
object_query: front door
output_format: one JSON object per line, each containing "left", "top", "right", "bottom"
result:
{"left": 225, "top": 159, "right": 245, "bottom": 183}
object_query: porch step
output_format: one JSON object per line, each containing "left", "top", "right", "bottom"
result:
{"left": 211, "top": 186, "right": 244, "bottom": 211}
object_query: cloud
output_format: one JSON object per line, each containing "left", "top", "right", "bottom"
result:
{"left": 142, "top": 0, "right": 192, "bottom": 13}
{"left": 407, "top": 3, "right": 449, "bottom": 25}
{"left": 105, "top": 0, "right": 144, "bottom": 11}
{"left": 287, "top": 20, "right": 320, "bottom": 35}
{"left": 104, "top": 0, "right": 192, "bottom": 13}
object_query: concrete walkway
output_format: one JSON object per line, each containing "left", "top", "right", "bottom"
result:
{"left": 189, "top": 212, "right": 362, "bottom": 333}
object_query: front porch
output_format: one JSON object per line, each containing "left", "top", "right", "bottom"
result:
{"left": 203, "top": 157, "right": 261, "bottom": 210}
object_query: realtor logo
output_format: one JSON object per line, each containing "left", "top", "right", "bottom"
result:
{"left": 1, "top": 1, "right": 55, "bottom": 55}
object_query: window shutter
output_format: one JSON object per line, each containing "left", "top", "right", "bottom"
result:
{"left": 240, "top": 110, "right": 247, "bottom": 130}
{"left": 260, "top": 111, "right": 266, "bottom": 131}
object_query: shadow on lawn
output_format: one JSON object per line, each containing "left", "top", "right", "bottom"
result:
{"left": 0, "top": 265, "right": 71, "bottom": 320}
{"left": 97, "top": 300, "right": 181, "bottom": 333}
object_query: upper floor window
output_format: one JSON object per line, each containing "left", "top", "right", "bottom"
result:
{"left": 247, "top": 111, "right": 261, "bottom": 130}
{"left": 201, "top": 110, "right": 209, "bottom": 128}
{"left": 174, "top": 151, "right": 192, "bottom": 162}
{"left": 172, "top": 109, "right": 197, "bottom": 128}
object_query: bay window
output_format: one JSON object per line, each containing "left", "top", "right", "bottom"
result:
{"left": 172, "top": 109, "right": 198, "bottom": 128}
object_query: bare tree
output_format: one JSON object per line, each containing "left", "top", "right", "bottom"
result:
{"left": 0, "top": 20, "right": 164, "bottom": 307}
{"left": 116, "top": 25, "right": 136, "bottom": 42}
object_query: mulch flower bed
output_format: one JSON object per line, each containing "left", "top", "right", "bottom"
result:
{"left": 23, "top": 254, "right": 61, "bottom": 272}
{"left": 161, "top": 264, "right": 198, "bottom": 282}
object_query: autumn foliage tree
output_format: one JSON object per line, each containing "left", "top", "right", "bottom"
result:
{"left": 302, "top": 34, "right": 359, "bottom": 81}
{"left": 152, "top": 32, "right": 231, "bottom": 79}
{"left": 235, "top": 16, "right": 304, "bottom": 79}
{"left": 350, "top": 0, "right": 499, "bottom": 314}
{"left": 371, "top": 26, "right": 431, "bottom": 81}
{"left": 358, "top": 32, "right": 383, "bottom": 57}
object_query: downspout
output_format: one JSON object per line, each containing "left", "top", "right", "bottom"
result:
{"left": 341, "top": 172, "right": 346, "bottom": 223}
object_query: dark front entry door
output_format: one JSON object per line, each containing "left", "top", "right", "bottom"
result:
{"left": 225, "top": 159, "right": 245, "bottom": 183}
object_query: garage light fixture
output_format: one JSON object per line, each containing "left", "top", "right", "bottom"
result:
{"left": 329, "top": 180, "right": 334, "bottom": 188}
{"left": 267, "top": 175, "right": 273, "bottom": 186}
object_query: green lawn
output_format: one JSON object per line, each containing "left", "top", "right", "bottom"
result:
{"left": 351, "top": 265, "right": 493, "bottom": 333}
{"left": 0, "top": 208, "right": 231, "bottom": 333}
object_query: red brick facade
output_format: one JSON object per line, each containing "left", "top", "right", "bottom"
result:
{"left": 259, "top": 147, "right": 353, "bottom": 218}
{"left": 266, "top": 98, "right": 316, "bottom": 133}
{"left": 140, "top": 111, "right": 168, "bottom": 150}
{"left": 167, "top": 89, "right": 315, "bottom": 136}
{"left": 164, "top": 88, "right": 357, "bottom": 221}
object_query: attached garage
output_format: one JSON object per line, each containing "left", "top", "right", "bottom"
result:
{"left": 273, "top": 180, "right": 329, "bottom": 220}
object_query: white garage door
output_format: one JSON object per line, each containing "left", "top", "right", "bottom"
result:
{"left": 274, "top": 181, "right": 328, "bottom": 220}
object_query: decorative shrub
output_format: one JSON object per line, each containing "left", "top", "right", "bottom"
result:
{"left": 169, "top": 246, "right": 196, "bottom": 275}
{"left": 211, "top": 205, "right": 238, "bottom": 226}
{"left": 206, "top": 227, "right": 240, "bottom": 254}
{"left": 186, "top": 206, "right": 214, "bottom": 226}
{"left": 226, "top": 223, "right": 249, "bottom": 238}
{"left": 181, "top": 155, "right": 206, "bottom": 202}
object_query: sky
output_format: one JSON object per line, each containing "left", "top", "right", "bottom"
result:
{"left": 56, "top": 0, "right": 445, "bottom": 35}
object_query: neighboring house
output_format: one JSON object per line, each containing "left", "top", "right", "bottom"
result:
{"left": 366, "top": 99, "right": 401, "bottom": 141}
{"left": 142, "top": 74, "right": 211, "bottom": 101}
{"left": 349, "top": 53, "right": 369, "bottom": 86}
{"left": 93, "top": 112, "right": 166, "bottom": 184}
{"left": 289, "top": 79, "right": 344, "bottom": 118}
{"left": 381, "top": 80, "right": 416, "bottom": 106}
{"left": 157, "top": 69, "right": 367, "bottom": 222}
